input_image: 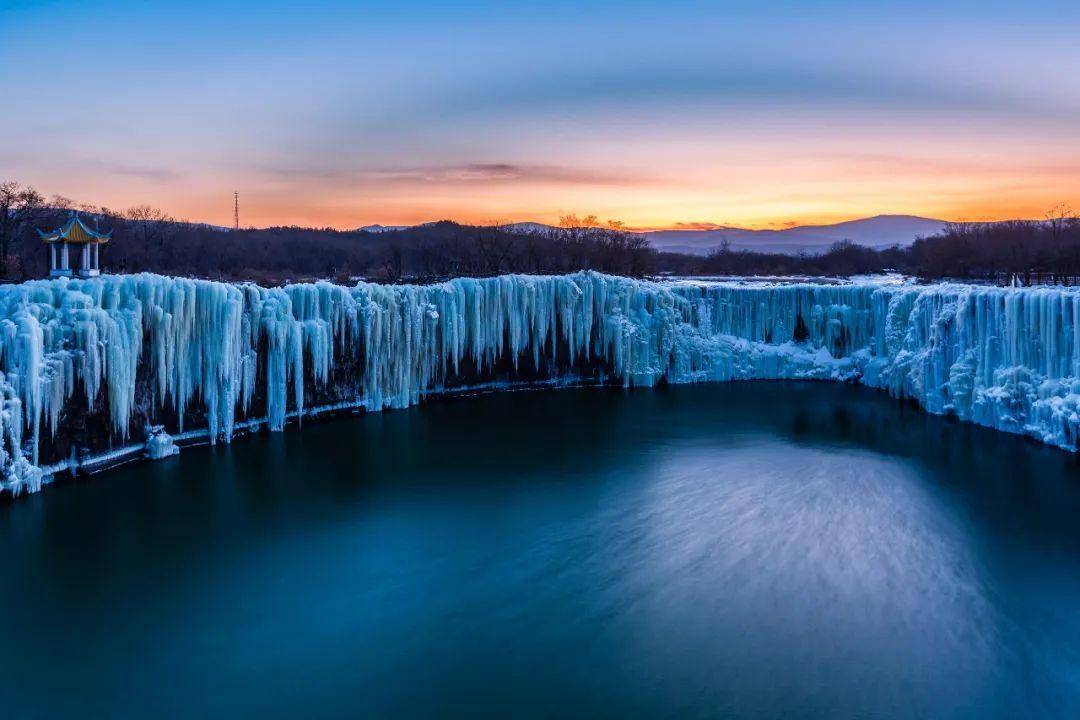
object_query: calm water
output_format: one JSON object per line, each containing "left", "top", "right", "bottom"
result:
{"left": 1, "top": 383, "right": 1079, "bottom": 719}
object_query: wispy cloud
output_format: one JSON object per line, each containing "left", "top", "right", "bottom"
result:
{"left": 255, "top": 162, "right": 650, "bottom": 187}
{"left": 102, "top": 163, "right": 180, "bottom": 183}
{"left": 668, "top": 222, "right": 730, "bottom": 231}
{"left": 826, "top": 153, "right": 1080, "bottom": 178}
{"left": 388, "top": 64, "right": 1080, "bottom": 131}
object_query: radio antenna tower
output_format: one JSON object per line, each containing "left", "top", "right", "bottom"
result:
{"left": 233, "top": 191, "right": 240, "bottom": 230}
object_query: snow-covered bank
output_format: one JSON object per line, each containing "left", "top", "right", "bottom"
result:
{"left": 1, "top": 272, "right": 1078, "bottom": 495}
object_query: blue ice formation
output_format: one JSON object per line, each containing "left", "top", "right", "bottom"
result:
{"left": 0, "top": 272, "right": 1078, "bottom": 494}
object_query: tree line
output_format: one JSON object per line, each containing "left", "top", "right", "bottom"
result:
{"left": 0, "top": 181, "right": 653, "bottom": 284}
{"left": 2, "top": 180, "right": 1078, "bottom": 285}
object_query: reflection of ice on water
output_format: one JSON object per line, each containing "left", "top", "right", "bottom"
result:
{"left": 603, "top": 442, "right": 1002, "bottom": 717}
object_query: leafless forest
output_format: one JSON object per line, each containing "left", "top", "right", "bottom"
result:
{"left": 3, "top": 181, "right": 1078, "bottom": 285}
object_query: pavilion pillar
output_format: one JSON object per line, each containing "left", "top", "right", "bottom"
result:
{"left": 94, "top": 243, "right": 100, "bottom": 270}
{"left": 61, "top": 242, "right": 69, "bottom": 270}
{"left": 49, "top": 244, "right": 57, "bottom": 272}
{"left": 82, "top": 244, "right": 90, "bottom": 272}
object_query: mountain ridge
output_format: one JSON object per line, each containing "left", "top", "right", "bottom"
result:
{"left": 644, "top": 214, "right": 950, "bottom": 255}
{"left": 357, "top": 214, "right": 952, "bottom": 255}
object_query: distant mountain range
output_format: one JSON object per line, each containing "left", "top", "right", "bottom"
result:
{"left": 360, "top": 215, "right": 951, "bottom": 256}
{"left": 643, "top": 215, "right": 950, "bottom": 256}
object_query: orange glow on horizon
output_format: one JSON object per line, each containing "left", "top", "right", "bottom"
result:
{"left": 8, "top": 0, "right": 1080, "bottom": 242}
{"left": 165, "top": 198, "right": 1080, "bottom": 233}
{"left": 19, "top": 145, "right": 1080, "bottom": 234}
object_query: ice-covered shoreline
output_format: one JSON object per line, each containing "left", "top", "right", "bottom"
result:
{"left": 2, "top": 271, "right": 1078, "bottom": 495}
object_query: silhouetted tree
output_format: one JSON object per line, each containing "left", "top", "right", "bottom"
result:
{"left": 0, "top": 181, "right": 44, "bottom": 279}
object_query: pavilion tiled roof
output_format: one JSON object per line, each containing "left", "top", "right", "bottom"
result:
{"left": 38, "top": 214, "right": 111, "bottom": 244}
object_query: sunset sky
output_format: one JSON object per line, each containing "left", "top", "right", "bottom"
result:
{"left": 4, "top": 1, "right": 1080, "bottom": 230}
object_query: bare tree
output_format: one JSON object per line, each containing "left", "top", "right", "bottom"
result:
{"left": 124, "top": 205, "right": 174, "bottom": 243}
{"left": 0, "top": 181, "right": 44, "bottom": 279}
{"left": 124, "top": 204, "right": 176, "bottom": 270}
{"left": 377, "top": 247, "right": 404, "bottom": 283}
{"left": 473, "top": 226, "right": 513, "bottom": 275}
{"left": 1045, "top": 204, "right": 1075, "bottom": 283}
{"left": 49, "top": 194, "right": 76, "bottom": 211}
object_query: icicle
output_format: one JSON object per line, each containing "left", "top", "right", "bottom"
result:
{"left": 4, "top": 271, "right": 1080, "bottom": 495}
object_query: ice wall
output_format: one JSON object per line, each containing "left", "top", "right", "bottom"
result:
{"left": 1, "top": 272, "right": 1078, "bottom": 494}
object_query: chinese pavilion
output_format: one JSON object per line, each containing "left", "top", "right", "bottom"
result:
{"left": 38, "top": 213, "right": 110, "bottom": 278}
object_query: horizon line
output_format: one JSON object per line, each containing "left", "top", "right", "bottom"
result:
{"left": 178, "top": 211, "right": 1048, "bottom": 234}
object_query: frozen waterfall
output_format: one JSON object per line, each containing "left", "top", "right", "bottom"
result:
{"left": 1, "top": 271, "right": 1078, "bottom": 495}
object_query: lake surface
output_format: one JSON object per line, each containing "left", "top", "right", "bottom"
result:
{"left": 1, "top": 382, "right": 1079, "bottom": 719}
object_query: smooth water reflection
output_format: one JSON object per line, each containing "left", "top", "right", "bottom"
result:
{"left": 0, "top": 383, "right": 1078, "bottom": 718}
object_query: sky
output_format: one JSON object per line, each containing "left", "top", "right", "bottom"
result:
{"left": 3, "top": 0, "right": 1080, "bottom": 230}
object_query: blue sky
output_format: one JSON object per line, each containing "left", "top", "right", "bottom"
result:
{"left": 4, "top": 0, "right": 1079, "bottom": 228}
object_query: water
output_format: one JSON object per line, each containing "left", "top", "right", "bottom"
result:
{"left": 1, "top": 383, "right": 1079, "bottom": 719}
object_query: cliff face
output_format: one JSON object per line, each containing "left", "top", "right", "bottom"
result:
{"left": 2, "top": 272, "right": 1078, "bottom": 494}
